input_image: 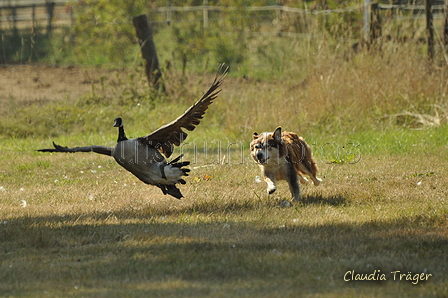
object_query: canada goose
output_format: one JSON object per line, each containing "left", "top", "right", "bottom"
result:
{"left": 39, "top": 64, "right": 229, "bottom": 199}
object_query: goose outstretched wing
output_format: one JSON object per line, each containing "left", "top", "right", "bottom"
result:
{"left": 140, "top": 63, "right": 229, "bottom": 158}
{"left": 38, "top": 142, "right": 113, "bottom": 156}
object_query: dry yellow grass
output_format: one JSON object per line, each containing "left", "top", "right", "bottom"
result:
{"left": 1, "top": 37, "right": 448, "bottom": 296}
{"left": 1, "top": 138, "right": 447, "bottom": 297}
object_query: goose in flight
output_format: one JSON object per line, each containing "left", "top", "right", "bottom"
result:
{"left": 39, "top": 64, "right": 229, "bottom": 199}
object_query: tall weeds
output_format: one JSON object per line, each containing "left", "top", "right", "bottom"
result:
{"left": 2, "top": 6, "right": 448, "bottom": 140}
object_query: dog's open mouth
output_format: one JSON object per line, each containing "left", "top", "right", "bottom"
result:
{"left": 257, "top": 157, "right": 269, "bottom": 164}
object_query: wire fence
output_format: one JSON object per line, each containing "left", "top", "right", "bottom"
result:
{"left": 1, "top": 2, "right": 447, "bottom": 65}
{"left": 0, "top": 0, "right": 72, "bottom": 32}
{"left": 2, "top": 2, "right": 446, "bottom": 33}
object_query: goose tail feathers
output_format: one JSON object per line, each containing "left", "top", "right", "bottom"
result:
{"left": 157, "top": 184, "right": 184, "bottom": 199}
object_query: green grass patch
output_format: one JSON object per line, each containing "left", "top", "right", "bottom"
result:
{"left": 1, "top": 153, "right": 447, "bottom": 297}
{"left": 1, "top": 124, "right": 447, "bottom": 296}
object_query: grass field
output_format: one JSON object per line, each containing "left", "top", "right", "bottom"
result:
{"left": 1, "top": 42, "right": 448, "bottom": 297}
{"left": 1, "top": 136, "right": 447, "bottom": 297}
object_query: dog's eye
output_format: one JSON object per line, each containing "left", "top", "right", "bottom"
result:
{"left": 255, "top": 144, "right": 263, "bottom": 149}
{"left": 268, "top": 142, "right": 278, "bottom": 148}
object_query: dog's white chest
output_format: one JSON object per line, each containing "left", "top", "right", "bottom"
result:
{"left": 259, "top": 158, "right": 289, "bottom": 179}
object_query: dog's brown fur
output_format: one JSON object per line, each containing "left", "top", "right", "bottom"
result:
{"left": 250, "top": 126, "right": 321, "bottom": 201}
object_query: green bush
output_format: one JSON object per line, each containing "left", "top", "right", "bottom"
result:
{"left": 69, "top": 0, "right": 152, "bottom": 64}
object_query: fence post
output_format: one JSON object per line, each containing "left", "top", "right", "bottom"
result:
{"left": 0, "top": 8, "right": 2, "bottom": 33}
{"left": 370, "top": 3, "right": 381, "bottom": 42}
{"left": 364, "top": 0, "right": 371, "bottom": 43}
{"left": 203, "top": 0, "right": 209, "bottom": 29}
{"left": 46, "top": 1, "right": 55, "bottom": 35}
{"left": 444, "top": 0, "right": 448, "bottom": 46}
{"left": 31, "top": 4, "right": 36, "bottom": 34}
{"left": 166, "top": 1, "right": 172, "bottom": 25}
{"left": 11, "top": 6, "right": 18, "bottom": 35}
{"left": 132, "top": 14, "right": 164, "bottom": 91}
{"left": 426, "top": 0, "right": 434, "bottom": 61}
{"left": 426, "top": 0, "right": 435, "bottom": 60}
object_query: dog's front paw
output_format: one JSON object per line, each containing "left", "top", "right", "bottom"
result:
{"left": 267, "top": 187, "right": 276, "bottom": 194}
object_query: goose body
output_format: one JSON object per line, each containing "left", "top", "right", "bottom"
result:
{"left": 111, "top": 117, "right": 189, "bottom": 198}
{"left": 113, "top": 140, "right": 178, "bottom": 184}
{"left": 39, "top": 64, "right": 229, "bottom": 199}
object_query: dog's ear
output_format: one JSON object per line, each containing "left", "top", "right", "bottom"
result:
{"left": 252, "top": 132, "right": 259, "bottom": 140}
{"left": 273, "top": 127, "right": 282, "bottom": 142}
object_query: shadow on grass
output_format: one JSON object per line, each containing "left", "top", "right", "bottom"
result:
{"left": 120, "top": 192, "right": 349, "bottom": 218}
{"left": 0, "top": 209, "right": 447, "bottom": 297}
{"left": 300, "top": 193, "right": 348, "bottom": 206}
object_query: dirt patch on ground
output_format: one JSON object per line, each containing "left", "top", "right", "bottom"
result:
{"left": 0, "top": 65, "right": 118, "bottom": 114}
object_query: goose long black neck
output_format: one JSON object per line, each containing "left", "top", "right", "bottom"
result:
{"left": 117, "top": 126, "right": 128, "bottom": 142}
{"left": 113, "top": 117, "right": 128, "bottom": 142}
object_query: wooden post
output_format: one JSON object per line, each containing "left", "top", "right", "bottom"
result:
{"left": 0, "top": 8, "right": 2, "bottom": 33}
{"left": 370, "top": 3, "right": 381, "bottom": 42}
{"left": 426, "top": 0, "right": 434, "bottom": 61}
{"left": 46, "top": 1, "right": 55, "bottom": 35}
{"left": 11, "top": 6, "right": 18, "bottom": 35}
{"left": 166, "top": 0, "right": 172, "bottom": 25}
{"left": 303, "top": 1, "right": 309, "bottom": 32}
{"left": 31, "top": 4, "right": 36, "bottom": 34}
{"left": 444, "top": 0, "right": 448, "bottom": 46}
{"left": 69, "top": 5, "right": 75, "bottom": 28}
{"left": 364, "top": 0, "right": 371, "bottom": 43}
{"left": 203, "top": 0, "right": 209, "bottom": 29}
{"left": 132, "top": 14, "right": 164, "bottom": 90}
{"left": 30, "top": 4, "right": 36, "bottom": 62}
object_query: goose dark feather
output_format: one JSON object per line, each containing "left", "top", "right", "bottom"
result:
{"left": 141, "top": 63, "right": 228, "bottom": 157}
{"left": 38, "top": 64, "right": 229, "bottom": 199}
{"left": 38, "top": 142, "right": 113, "bottom": 156}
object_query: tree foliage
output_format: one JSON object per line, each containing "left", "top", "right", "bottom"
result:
{"left": 59, "top": 0, "right": 363, "bottom": 67}
{"left": 71, "top": 0, "right": 150, "bottom": 63}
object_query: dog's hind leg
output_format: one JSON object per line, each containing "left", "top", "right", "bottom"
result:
{"left": 298, "top": 163, "right": 322, "bottom": 186}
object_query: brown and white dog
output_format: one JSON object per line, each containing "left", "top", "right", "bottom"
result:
{"left": 250, "top": 126, "right": 321, "bottom": 201}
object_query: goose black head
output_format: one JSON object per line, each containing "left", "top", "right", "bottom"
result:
{"left": 113, "top": 117, "right": 123, "bottom": 127}
{"left": 113, "top": 117, "right": 128, "bottom": 142}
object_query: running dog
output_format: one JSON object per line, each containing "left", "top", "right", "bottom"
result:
{"left": 250, "top": 126, "right": 321, "bottom": 201}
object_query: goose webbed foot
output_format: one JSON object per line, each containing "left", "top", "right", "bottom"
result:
{"left": 169, "top": 155, "right": 190, "bottom": 168}
{"left": 169, "top": 154, "right": 190, "bottom": 177}
{"left": 156, "top": 183, "right": 183, "bottom": 199}
{"left": 159, "top": 155, "right": 191, "bottom": 180}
